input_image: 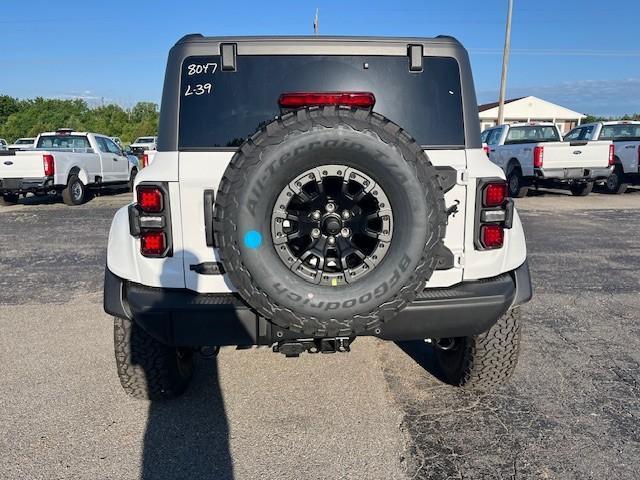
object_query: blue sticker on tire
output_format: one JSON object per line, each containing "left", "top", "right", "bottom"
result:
{"left": 244, "top": 230, "right": 262, "bottom": 249}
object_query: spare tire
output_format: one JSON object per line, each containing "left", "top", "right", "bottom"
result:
{"left": 214, "top": 106, "right": 447, "bottom": 337}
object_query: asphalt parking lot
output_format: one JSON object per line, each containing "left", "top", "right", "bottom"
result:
{"left": 1, "top": 187, "right": 639, "bottom": 479}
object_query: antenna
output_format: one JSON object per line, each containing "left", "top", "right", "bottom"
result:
{"left": 313, "top": 8, "right": 319, "bottom": 35}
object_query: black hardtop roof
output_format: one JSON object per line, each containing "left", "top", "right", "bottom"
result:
{"left": 175, "top": 34, "right": 462, "bottom": 46}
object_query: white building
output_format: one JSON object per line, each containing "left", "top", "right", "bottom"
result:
{"left": 478, "top": 96, "right": 586, "bottom": 134}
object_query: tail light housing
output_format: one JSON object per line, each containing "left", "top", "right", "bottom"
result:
{"left": 480, "top": 225, "right": 504, "bottom": 249}
{"left": 278, "top": 92, "right": 376, "bottom": 109}
{"left": 140, "top": 231, "right": 166, "bottom": 256}
{"left": 533, "top": 146, "right": 544, "bottom": 168}
{"left": 483, "top": 182, "right": 507, "bottom": 207}
{"left": 129, "top": 183, "right": 172, "bottom": 257}
{"left": 609, "top": 144, "right": 615, "bottom": 166}
{"left": 43, "top": 154, "right": 55, "bottom": 176}
{"left": 138, "top": 186, "right": 163, "bottom": 213}
{"left": 475, "top": 179, "right": 513, "bottom": 250}
{"left": 483, "top": 145, "right": 490, "bottom": 157}
{"left": 142, "top": 153, "right": 149, "bottom": 168}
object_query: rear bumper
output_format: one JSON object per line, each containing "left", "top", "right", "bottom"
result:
{"left": 535, "top": 166, "right": 612, "bottom": 181}
{"left": 104, "top": 260, "right": 532, "bottom": 347}
{"left": 0, "top": 176, "right": 53, "bottom": 193}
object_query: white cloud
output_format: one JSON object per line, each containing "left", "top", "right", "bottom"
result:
{"left": 478, "top": 78, "right": 640, "bottom": 116}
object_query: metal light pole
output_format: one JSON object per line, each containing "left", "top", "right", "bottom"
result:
{"left": 313, "top": 8, "right": 319, "bottom": 35}
{"left": 497, "top": 0, "right": 513, "bottom": 125}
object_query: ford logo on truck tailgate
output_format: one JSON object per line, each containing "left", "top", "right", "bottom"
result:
{"left": 4, "top": 161, "right": 13, "bottom": 165}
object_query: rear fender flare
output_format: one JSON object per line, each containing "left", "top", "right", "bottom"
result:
{"left": 506, "top": 158, "right": 521, "bottom": 174}
{"left": 66, "top": 166, "right": 90, "bottom": 185}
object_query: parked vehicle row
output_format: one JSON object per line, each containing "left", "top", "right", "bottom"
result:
{"left": 482, "top": 120, "right": 640, "bottom": 196}
{"left": 0, "top": 129, "right": 138, "bottom": 206}
{"left": 482, "top": 122, "right": 613, "bottom": 197}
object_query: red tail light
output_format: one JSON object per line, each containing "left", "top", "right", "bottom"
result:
{"left": 609, "top": 144, "right": 615, "bottom": 166}
{"left": 43, "top": 154, "right": 55, "bottom": 176}
{"left": 533, "top": 146, "right": 544, "bottom": 168}
{"left": 480, "top": 224, "right": 504, "bottom": 249}
{"left": 483, "top": 182, "right": 508, "bottom": 207}
{"left": 483, "top": 145, "right": 490, "bottom": 157}
{"left": 142, "top": 153, "right": 149, "bottom": 168}
{"left": 137, "top": 186, "right": 163, "bottom": 213}
{"left": 278, "top": 92, "right": 376, "bottom": 109}
{"left": 140, "top": 231, "right": 166, "bottom": 256}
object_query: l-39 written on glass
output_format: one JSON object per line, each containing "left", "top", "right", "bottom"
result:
{"left": 184, "top": 83, "right": 213, "bottom": 96}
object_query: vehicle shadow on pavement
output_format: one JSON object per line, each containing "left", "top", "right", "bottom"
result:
{"left": 394, "top": 340, "right": 448, "bottom": 384}
{"left": 141, "top": 355, "right": 234, "bottom": 480}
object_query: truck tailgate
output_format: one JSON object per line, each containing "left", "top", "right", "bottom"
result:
{"left": 542, "top": 141, "right": 610, "bottom": 169}
{"left": 0, "top": 151, "right": 45, "bottom": 178}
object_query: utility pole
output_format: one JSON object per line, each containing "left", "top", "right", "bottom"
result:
{"left": 497, "top": 0, "right": 513, "bottom": 125}
{"left": 313, "top": 8, "right": 319, "bottom": 35}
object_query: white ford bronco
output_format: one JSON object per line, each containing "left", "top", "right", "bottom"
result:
{"left": 104, "top": 35, "right": 532, "bottom": 400}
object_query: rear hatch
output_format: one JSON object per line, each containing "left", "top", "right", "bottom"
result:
{"left": 174, "top": 42, "right": 469, "bottom": 292}
{"left": 504, "top": 125, "right": 610, "bottom": 169}
{"left": 544, "top": 141, "right": 611, "bottom": 169}
{"left": 0, "top": 151, "right": 46, "bottom": 179}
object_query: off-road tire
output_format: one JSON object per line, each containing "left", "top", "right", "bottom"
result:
{"left": 214, "top": 106, "right": 447, "bottom": 337}
{"left": 570, "top": 181, "right": 593, "bottom": 196}
{"left": 506, "top": 166, "right": 528, "bottom": 198}
{"left": 113, "top": 316, "right": 194, "bottom": 400}
{"left": 61, "top": 174, "right": 86, "bottom": 206}
{"left": 435, "top": 308, "right": 521, "bottom": 390}
{"left": 605, "top": 165, "right": 629, "bottom": 195}
{"left": 0, "top": 193, "right": 19, "bottom": 206}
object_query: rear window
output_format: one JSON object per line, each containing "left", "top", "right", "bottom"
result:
{"left": 178, "top": 55, "right": 465, "bottom": 149}
{"left": 37, "top": 135, "right": 91, "bottom": 150}
{"left": 135, "top": 137, "right": 155, "bottom": 143}
{"left": 16, "top": 139, "right": 34, "bottom": 145}
{"left": 504, "top": 126, "right": 560, "bottom": 145}
{"left": 599, "top": 124, "right": 640, "bottom": 141}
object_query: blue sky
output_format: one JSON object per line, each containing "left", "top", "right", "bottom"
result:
{"left": 1, "top": 0, "right": 639, "bottom": 115}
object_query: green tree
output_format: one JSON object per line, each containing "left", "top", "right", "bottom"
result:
{"left": 0, "top": 95, "right": 23, "bottom": 126}
{"left": 0, "top": 96, "right": 159, "bottom": 143}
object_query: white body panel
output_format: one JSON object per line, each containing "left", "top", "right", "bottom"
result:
{"left": 574, "top": 121, "right": 640, "bottom": 174}
{"left": 106, "top": 148, "right": 528, "bottom": 293}
{"left": 484, "top": 123, "right": 611, "bottom": 178}
{"left": 0, "top": 132, "right": 133, "bottom": 186}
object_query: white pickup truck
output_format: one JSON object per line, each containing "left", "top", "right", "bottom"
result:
{"left": 7, "top": 137, "right": 36, "bottom": 151}
{"left": 0, "top": 129, "right": 138, "bottom": 206}
{"left": 564, "top": 121, "right": 640, "bottom": 194}
{"left": 129, "top": 136, "right": 157, "bottom": 158}
{"left": 482, "top": 122, "right": 613, "bottom": 197}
